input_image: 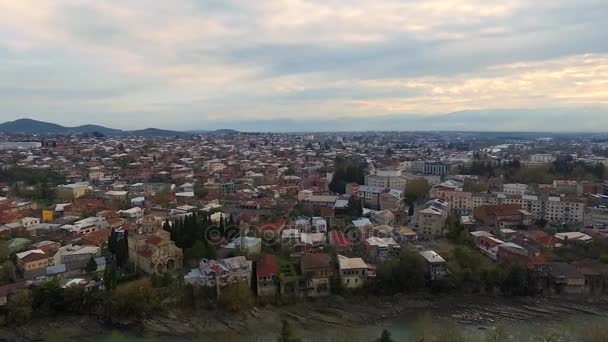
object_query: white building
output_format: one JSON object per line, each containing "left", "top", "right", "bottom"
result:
{"left": 365, "top": 169, "right": 408, "bottom": 191}
{"left": 184, "top": 256, "right": 253, "bottom": 295}
{"left": 529, "top": 154, "right": 556, "bottom": 164}
{"left": 337, "top": 255, "right": 373, "bottom": 289}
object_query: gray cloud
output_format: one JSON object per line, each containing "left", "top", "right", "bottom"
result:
{"left": 0, "top": 0, "right": 606, "bottom": 131}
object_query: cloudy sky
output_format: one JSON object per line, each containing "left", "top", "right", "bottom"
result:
{"left": 0, "top": 0, "right": 607, "bottom": 131}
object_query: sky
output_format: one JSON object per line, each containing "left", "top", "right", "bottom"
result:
{"left": 0, "top": 0, "right": 607, "bottom": 131}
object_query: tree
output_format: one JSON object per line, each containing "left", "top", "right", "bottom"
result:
{"left": 0, "top": 260, "right": 16, "bottom": 284}
{"left": 110, "top": 279, "right": 160, "bottom": 319}
{"left": 374, "top": 251, "right": 426, "bottom": 294}
{"left": 404, "top": 178, "right": 431, "bottom": 203}
{"left": 184, "top": 240, "right": 216, "bottom": 267}
{"left": 500, "top": 265, "right": 529, "bottom": 296}
{"left": 277, "top": 320, "right": 301, "bottom": 342}
{"left": 85, "top": 256, "right": 98, "bottom": 273}
{"left": 376, "top": 330, "right": 394, "bottom": 342}
{"left": 104, "top": 264, "right": 118, "bottom": 291}
{"left": 7, "top": 289, "right": 33, "bottom": 324}
{"left": 219, "top": 281, "right": 253, "bottom": 312}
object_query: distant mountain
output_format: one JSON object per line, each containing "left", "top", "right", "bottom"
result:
{"left": 0, "top": 118, "right": 67, "bottom": 134}
{"left": 130, "top": 128, "right": 188, "bottom": 137}
{"left": 0, "top": 118, "right": 187, "bottom": 137}
{"left": 192, "top": 108, "right": 608, "bottom": 132}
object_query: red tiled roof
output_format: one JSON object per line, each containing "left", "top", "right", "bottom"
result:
{"left": 145, "top": 235, "right": 163, "bottom": 245}
{"left": 528, "top": 255, "right": 549, "bottom": 265}
{"left": 258, "top": 219, "right": 287, "bottom": 231}
{"left": 20, "top": 252, "right": 48, "bottom": 263}
{"left": 256, "top": 254, "right": 278, "bottom": 278}
{"left": 301, "top": 253, "right": 331, "bottom": 270}
{"left": 81, "top": 228, "right": 112, "bottom": 246}
{"left": 331, "top": 231, "right": 352, "bottom": 246}
{"left": 534, "top": 235, "right": 558, "bottom": 247}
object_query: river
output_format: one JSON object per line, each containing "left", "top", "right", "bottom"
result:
{"left": 6, "top": 295, "right": 608, "bottom": 341}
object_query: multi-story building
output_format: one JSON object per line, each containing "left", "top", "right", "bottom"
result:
{"left": 54, "top": 244, "right": 101, "bottom": 270}
{"left": 256, "top": 254, "right": 278, "bottom": 297}
{"left": 423, "top": 161, "right": 452, "bottom": 176}
{"left": 503, "top": 183, "right": 528, "bottom": 196}
{"left": 521, "top": 195, "right": 585, "bottom": 224}
{"left": 364, "top": 169, "right": 408, "bottom": 191}
{"left": 184, "top": 256, "right": 252, "bottom": 296}
{"left": 300, "top": 253, "right": 333, "bottom": 297}
{"left": 337, "top": 254, "right": 373, "bottom": 289}
{"left": 356, "top": 185, "right": 384, "bottom": 210}
{"left": 419, "top": 250, "right": 448, "bottom": 280}
{"left": 417, "top": 199, "right": 449, "bottom": 239}
{"left": 529, "top": 154, "right": 556, "bottom": 164}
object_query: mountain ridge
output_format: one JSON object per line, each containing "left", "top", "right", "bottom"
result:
{"left": 0, "top": 118, "right": 187, "bottom": 137}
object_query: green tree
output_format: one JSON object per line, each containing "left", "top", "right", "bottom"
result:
{"left": 219, "top": 281, "right": 253, "bottom": 312}
{"left": 374, "top": 251, "right": 426, "bottom": 294}
{"left": 7, "top": 289, "right": 33, "bottom": 324}
{"left": 85, "top": 256, "right": 98, "bottom": 273}
{"left": 110, "top": 279, "right": 160, "bottom": 319}
{"left": 0, "top": 240, "right": 9, "bottom": 261}
{"left": 500, "top": 265, "right": 529, "bottom": 296}
{"left": 405, "top": 178, "right": 431, "bottom": 203}
{"left": 277, "top": 320, "right": 301, "bottom": 342}
{"left": 0, "top": 260, "right": 16, "bottom": 284}
{"left": 376, "top": 329, "right": 394, "bottom": 342}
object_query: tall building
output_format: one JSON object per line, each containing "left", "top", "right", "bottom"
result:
{"left": 364, "top": 169, "right": 408, "bottom": 191}
{"left": 417, "top": 199, "right": 449, "bottom": 239}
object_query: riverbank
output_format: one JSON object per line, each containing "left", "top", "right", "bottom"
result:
{"left": 2, "top": 294, "right": 608, "bottom": 341}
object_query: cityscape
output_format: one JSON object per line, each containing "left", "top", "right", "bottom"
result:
{"left": 0, "top": 123, "right": 607, "bottom": 340}
{"left": 1, "top": 0, "right": 608, "bottom": 341}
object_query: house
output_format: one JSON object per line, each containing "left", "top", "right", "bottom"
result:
{"left": 16, "top": 249, "right": 50, "bottom": 276}
{"left": 419, "top": 250, "right": 448, "bottom": 281}
{"left": 184, "top": 256, "right": 253, "bottom": 296}
{"left": 128, "top": 229, "right": 183, "bottom": 274}
{"left": 104, "top": 190, "right": 129, "bottom": 203}
{"left": 365, "top": 236, "right": 400, "bottom": 262}
{"left": 21, "top": 217, "right": 40, "bottom": 228}
{"left": 311, "top": 217, "right": 327, "bottom": 232}
{"left": 337, "top": 254, "right": 373, "bottom": 289}
{"left": 549, "top": 262, "right": 585, "bottom": 294}
{"left": 300, "top": 253, "right": 333, "bottom": 297}
{"left": 29, "top": 240, "right": 60, "bottom": 254}
{"left": 80, "top": 228, "right": 112, "bottom": 247}
{"left": 57, "top": 182, "right": 91, "bottom": 200}
{"left": 300, "top": 232, "right": 325, "bottom": 249}
{"left": 554, "top": 232, "right": 593, "bottom": 244}
{"left": 352, "top": 218, "right": 373, "bottom": 230}
{"left": 54, "top": 245, "right": 101, "bottom": 271}
{"left": 293, "top": 218, "right": 311, "bottom": 232}
{"left": 473, "top": 204, "right": 532, "bottom": 228}
{"left": 118, "top": 207, "right": 144, "bottom": 219}
{"left": 256, "top": 254, "right": 278, "bottom": 297}
{"left": 222, "top": 237, "right": 262, "bottom": 256}
{"left": 371, "top": 210, "right": 395, "bottom": 225}
{"left": 395, "top": 227, "right": 418, "bottom": 243}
